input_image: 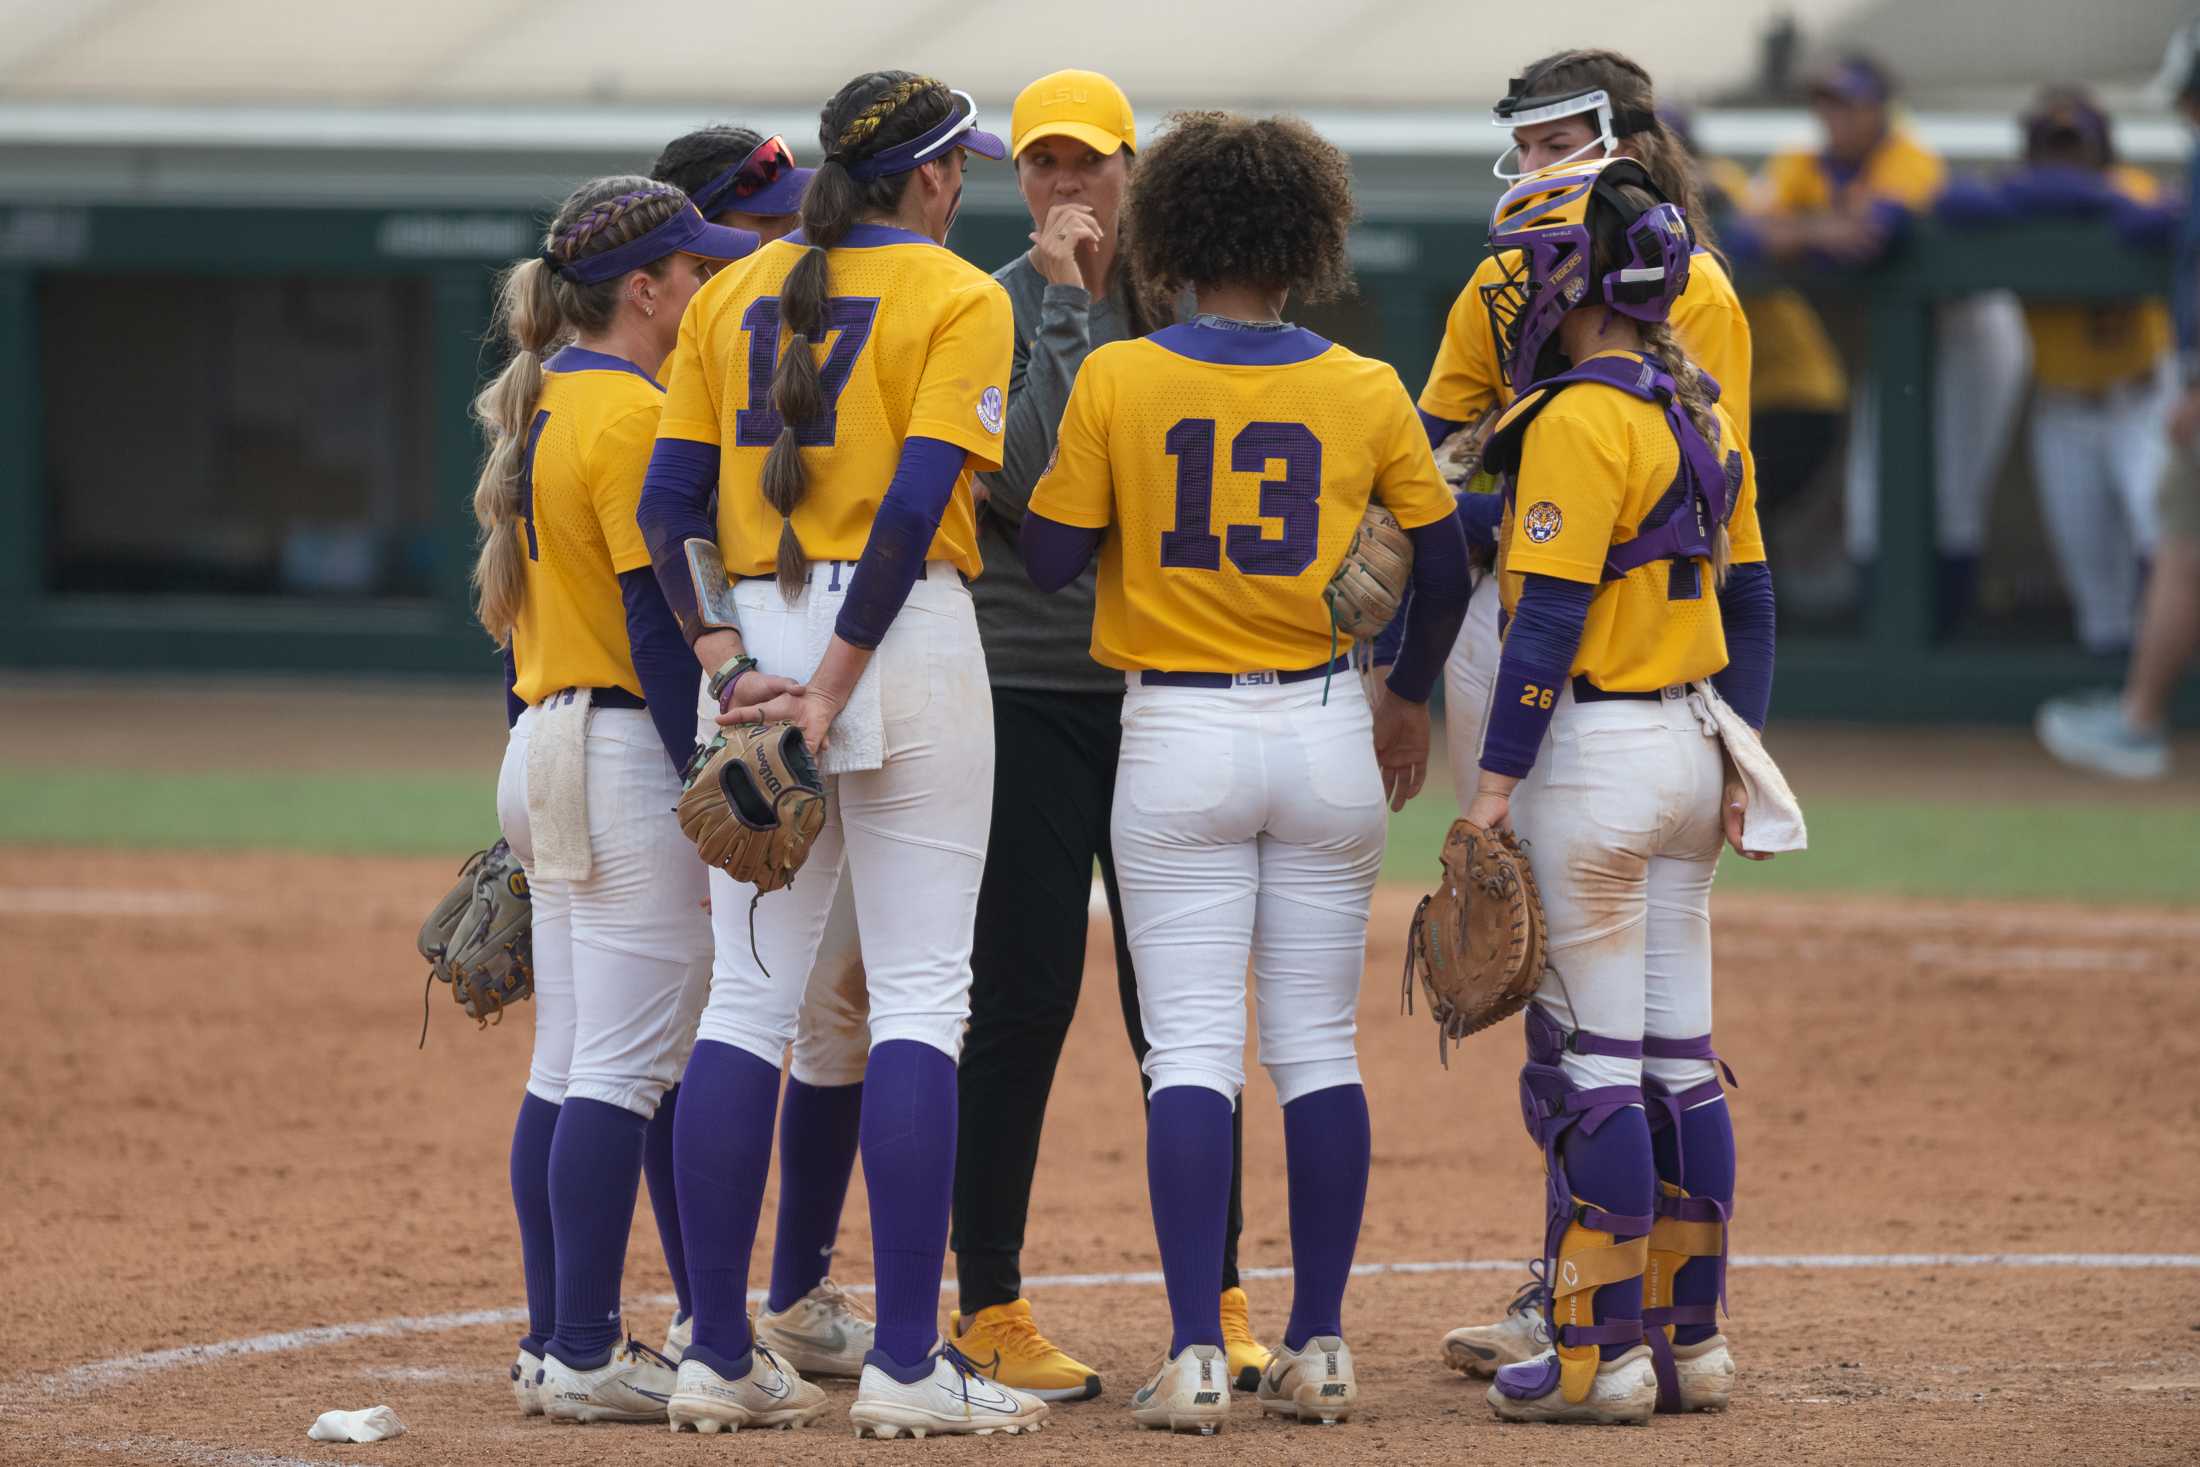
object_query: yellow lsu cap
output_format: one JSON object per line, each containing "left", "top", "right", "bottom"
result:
{"left": 1010, "top": 69, "right": 1136, "bottom": 160}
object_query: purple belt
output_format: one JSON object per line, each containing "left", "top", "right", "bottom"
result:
{"left": 1141, "top": 655, "right": 1353, "bottom": 690}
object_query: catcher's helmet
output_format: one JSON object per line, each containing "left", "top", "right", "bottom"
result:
{"left": 1481, "top": 155, "right": 1693, "bottom": 397}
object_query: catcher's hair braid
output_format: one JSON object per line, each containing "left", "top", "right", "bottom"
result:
{"left": 1125, "top": 110, "right": 1356, "bottom": 302}
{"left": 470, "top": 175, "right": 688, "bottom": 645}
{"left": 1514, "top": 47, "right": 1720, "bottom": 258}
{"left": 650, "top": 124, "right": 766, "bottom": 200}
{"left": 759, "top": 70, "right": 956, "bottom": 600}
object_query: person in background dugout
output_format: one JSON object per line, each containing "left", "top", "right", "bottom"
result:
{"left": 2038, "top": 29, "right": 2200, "bottom": 779}
{"left": 1939, "top": 88, "right": 2180, "bottom": 659}
{"left": 946, "top": 69, "right": 1272, "bottom": 1402}
{"left": 1732, "top": 53, "right": 2031, "bottom": 637}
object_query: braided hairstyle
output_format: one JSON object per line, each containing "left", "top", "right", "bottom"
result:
{"left": 760, "top": 71, "right": 956, "bottom": 598}
{"left": 1513, "top": 49, "right": 1719, "bottom": 256}
{"left": 651, "top": 125, "right": 767, "bottom": 203}
{"left": 470, "top": 176, "right": 689, "bottom": 644}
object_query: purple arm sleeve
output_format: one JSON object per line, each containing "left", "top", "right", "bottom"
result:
{"left": 1419, "top": 408, "right": 1464, "bottom": 449}
{"left": 1709, "top": 561, "right": 1776, "bottom": 731}
{"left": 1934, "top": 175, "right": 2014, "bottom": 225}
{"left": 1019, "top": 510, "right": 1103, "bottom": 593}
{"left": 1383, "top": 515, "right": 1471, "bottom": 703}
{"left": 636, "top": 438, "right": 722, "bottom": 645}
{"left": 504, "top": 647, "right": 523, "bottom": 729}
{"left": 1479, "top": 573, "right": 1593, "bottom": 779}
{"left": 620, "top": 568, "right": 703, "bottom": 772}
{"left": 1371, "top": 494, "right": 1498, "bottom": 666}
{"left": 1999, "top": 165, "right": 2118, "bottom": 218}
{"left": 834, "top": 436, "right": 966, "bottom": 650}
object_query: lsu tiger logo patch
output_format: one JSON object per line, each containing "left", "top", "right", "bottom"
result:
{"left": 1522, "top": 500, "right": 1564, "bottom": 543}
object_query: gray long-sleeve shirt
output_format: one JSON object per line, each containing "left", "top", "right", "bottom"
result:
{"left": 971, "top": 253, "right": 1136, "bottom": 693}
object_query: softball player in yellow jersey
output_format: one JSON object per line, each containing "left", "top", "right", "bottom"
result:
{"left": 1455, "top": 157, "right": 1775, "bottom": 1426}
{"left": 1401, "top": 49, "right": 1752, "bottom": 837}
{"left": 1025, "top": 111, "right": 1469, "bottom": 1435}
{"left": 635, "top": 71, "right": 1049, "bottom": 1440}
{"left": 471, "top": 177, "right": 758, "bottom": 1423}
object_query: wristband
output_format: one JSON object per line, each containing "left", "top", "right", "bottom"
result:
{"left": 709, "top": 655, "right": 758, "bottom": 713}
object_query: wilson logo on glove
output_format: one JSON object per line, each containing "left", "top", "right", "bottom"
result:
{"left": 677, "top": 722, "right": 827, "bottom": 893}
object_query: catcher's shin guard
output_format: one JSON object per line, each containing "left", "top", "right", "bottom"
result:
{"left": 1642, "top": 1035, "right": 1736, "bottom": 1413}
{"left": 1518, "top": 1006, "right": 1652, "bottom": 1405}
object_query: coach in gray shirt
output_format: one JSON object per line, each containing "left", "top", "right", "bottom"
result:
{"left": 944, "top": 72, "right": 1268, "bottom": 1398}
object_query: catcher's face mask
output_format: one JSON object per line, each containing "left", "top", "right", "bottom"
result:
{"left": 1482, "top": 156, "right": 1693, "bottom": 397}
{"left": 1490, "top": 78, "right": 1655, "bottom": 182}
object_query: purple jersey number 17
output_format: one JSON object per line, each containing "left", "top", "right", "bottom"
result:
{"left": 733, "top": 295, "right": 881, "bottom": 448}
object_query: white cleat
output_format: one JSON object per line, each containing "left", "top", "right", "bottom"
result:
{"left": 1442, "top": 1266, "right": 1552, "bottom": 1378}
{"left": 512, "top": 1347, "right": 545, "bottom": 1417}
{"left": 666, "top": 1347, "right": 830, "bottom": 1434}
{"left": 662, "top": 1313, "right": 692, "bottom": 1365}
{"left": 1488, "top": 1345, "right": 1657, "bottom": 1426}
{"left": 2037, "top": 694, "right": 2170, "bottom": 780}
{"left": 755, "top": 1278, "right": 875, "bottom": 1380}
{"left": 539, "top": 1338, "right": 680, "bottom": 1424}
{"left": 1257, "top": 1336, "right": 1357, "bottom": 1425}
{"left": 1670, "top": 1334, "right": 1734, "bottom": 1413}
{"left": 849, "top": 1344, "right": 1051, "bottom": 1439}
{"left": 1130, "top": 1345, "right": 1231, "bottom": 1436}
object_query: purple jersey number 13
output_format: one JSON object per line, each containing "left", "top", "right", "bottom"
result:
{"left": 1160, "top": 418, "right": 1323, "bottom": 576}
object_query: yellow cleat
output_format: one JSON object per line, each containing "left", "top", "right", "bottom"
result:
{"left": 947, "top": 1299, "right": 1101, "bottom": 1402}
{"left": 1220, "top": 1287, "right": 1272, "bottom": 1393}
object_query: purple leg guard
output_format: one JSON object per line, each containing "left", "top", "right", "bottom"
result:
{"left": 1643, "top": 1033, "right": 1737, "bottom": 1411}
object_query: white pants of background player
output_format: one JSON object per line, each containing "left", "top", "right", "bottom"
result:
{"left": 1510, "top": 685, "right": 1725, "bottom": 1097}
{"left": 1846, "top": 293, "right": 2033, "bottom": 563}
{"left": 694, "top": 562, "right": 992, "bottom": 1068}
{"left": 1111, "top": 672, "right": 1387, "bottom": 1105}
{"left": 499, "top": 705, "right": 712, "bottom": 1115}
{"left": 790, "top": 877, "right": 871, "bottom": 1088}
{"left": 1441, "top": 575, "right": 1503, "bottom": 808}
{"left": 2028, "top": 359, "right": 2174, "bottom": 653}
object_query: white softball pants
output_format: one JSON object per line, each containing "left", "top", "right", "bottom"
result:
{"left": 790, "top": 876, "right": 870, "bottom": 1088}
{"left": 1509, "top": 686, "right": 1727, "bottom": 1098}
{"left": 2028, "top": 363, "right": 2174, "bottom": 653}
{"left": 694, "top": 563, "right": 992, "bottom": 1069}
{"left": 1110, "top": 672, "right": 1388, "bottom": 1105}
{"left": 497, "top": 706, "right": 712, "bottom": 1116}
{"left": 1441, "top": 574, "right": 1503, "bottom": 809}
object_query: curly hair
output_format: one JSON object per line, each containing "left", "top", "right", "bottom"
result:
{"left": 1123, "top": 111, "right": 1356, "bottom": 303}
{"left": 650, "top": 124, "right": 767, "bottom": 201}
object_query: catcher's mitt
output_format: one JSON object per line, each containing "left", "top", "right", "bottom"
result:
{"left": 1325, "top": 503, "right": 1414, "bottom": 642}
{"left": 417, "top": 839, "right": 533, "bottom": 1044}
{"left": 1402, "top": 819, "right": 1549, "bottom": 1064}
{"left": 677, "top": 721, "right": 826, "bottom": 893}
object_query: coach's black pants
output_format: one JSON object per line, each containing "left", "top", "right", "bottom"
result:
{"left": 952, "top": 685, "right": 1246, "bottom": 1317}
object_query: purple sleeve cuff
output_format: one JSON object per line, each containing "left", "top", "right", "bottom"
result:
{"left": 1383, "top": 515, "right": 1470, "bottom": 703}
{"left": 1419, "top": 408, "right": 1464, "bottom": 449}
{"left": 836, "top": 436, "right": 966, "bottom": 650}
{"left": 1710, "top": 561, "right": 1776, "bottom": 730}
{"left": 620, "top": 568, "right": 703, "bottom": 772}
{"left": 1480, "top": 574, "right": 1592, "bottom": 779}
{"left": 1456, "top": 490, "right": 1502, "bottom": 553}
{"left": 504, "top": 647, "right": 523, "bottom": 728}
{"left": 638, "top": 438, "right": 723, "bottom": 644}
{"left": 1019, "top": 510, "right": 1103, "bottom": 593}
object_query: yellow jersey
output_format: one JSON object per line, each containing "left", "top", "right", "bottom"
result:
{"left": 657, "top": 224, "right": 1015, "bottom": 580}
{"left": 1421, "top": 247, "right": 1754, "bottom": 442}
{"left": 1498, "top": 351, "right": 1766, "bottom": 691}
{"left": 2025, "top": 166, "right": 2174, "bottom": 394}
{"left": 1030, "top": 322, "right": 1457, "bottom": 674}
{"left": 1757, "top": 127, "right": 1945, "bottom": 217}
{"left": 508, "top": 347, "right": 663, "bottom": 708}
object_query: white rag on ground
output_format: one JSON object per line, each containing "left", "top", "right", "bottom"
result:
{"left": 307, "top": 1406, "right": 405, "bottom": 1443}
{"left": 526, "top": 688, "right": 593, "bottom": 880}
{"left": 1693, "top": 682, "right": 1809, "bottom": 854}
{"left": 803, "top": 577, "right": 884, "bottom": 776}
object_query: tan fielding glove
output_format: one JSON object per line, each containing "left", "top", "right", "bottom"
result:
{"left": 676, "top": 721, "right": 827, "bottom": 893}
{"left": 417, "top": 839, "right": 533, "bottom": 1044}
{"left": 1325, "top": 503, "right": 1414, "bottom": 642}
{"left": 1403, "top": 819, "right": 1549, "bottom": 1064}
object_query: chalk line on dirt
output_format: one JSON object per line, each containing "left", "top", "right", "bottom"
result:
{"left": 24, "top": 1252, "right": 2200, "bottom": 1399}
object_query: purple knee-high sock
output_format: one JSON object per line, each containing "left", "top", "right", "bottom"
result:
{"left": 768, "top": 1077, "right": 865, "bottom": 1313}
{"left": 643, "top": 1084, "right": 690, "bottom": 1323}
{"left": 510, "top": 1092, "right": 561, "bottom": 1352}
{"left": 1147, "top": 1086, "right": 1234, "bottom": 1356}
{"left": 1282, "top": 1084, "right": 1370, "bottom": 1351}
{"left": 1650, "top": 1095, "right": 1736, "bottom": 1346}
{"left": 673, "top": 1040, "right": 783, "bottom": 1376}
{"left": 860, "top": 1040, "right": 957, "bottom": 1375}
{"left": 545, "top": 1098, "right": 651, "bottom": 1368}
{"left": 1561, "top": 1105, "right": 1656, "bottom": 1360}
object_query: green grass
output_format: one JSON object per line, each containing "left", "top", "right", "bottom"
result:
{"left": 3, "top": 766, "right": 2194, "bottom": 905}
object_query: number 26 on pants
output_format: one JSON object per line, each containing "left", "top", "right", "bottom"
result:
{"left": 1160, "top": 418, "right": 1324, "bottom": 576}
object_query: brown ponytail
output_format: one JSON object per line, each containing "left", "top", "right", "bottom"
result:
{"left": 468, "top": 175, "right": 691, "bottom": 644}
{"left": 759, "top": 71, "right": 957, "bottom": 599}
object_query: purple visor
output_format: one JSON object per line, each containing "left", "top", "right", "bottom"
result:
{"left": 691, "top": 134, "right": 815, "bottom": 218}
{"left": 550, "top": 202, "right": 759, "bottom": 286}
{"left": 844, "top": 90, "right": 1006, "bottom": 182}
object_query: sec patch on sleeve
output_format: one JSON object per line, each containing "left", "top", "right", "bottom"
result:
{"left": 1522, "top": 500, "right": 1564, "bottom": 543}
{"left": 978, "top": 385, "right": 1004, "bottom": 434}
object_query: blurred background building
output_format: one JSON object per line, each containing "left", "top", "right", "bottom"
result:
{"left": 0, "top": 0, "right": 2190, "bottom": 720}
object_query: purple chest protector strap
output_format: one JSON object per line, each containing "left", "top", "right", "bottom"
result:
{"left": 1483, "top": 353, "right": 1738, "bottom": 582}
